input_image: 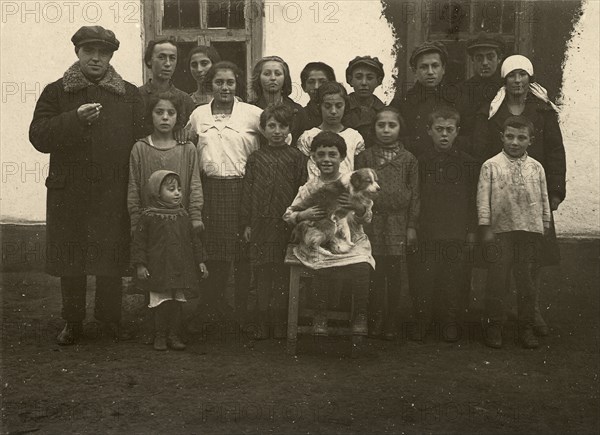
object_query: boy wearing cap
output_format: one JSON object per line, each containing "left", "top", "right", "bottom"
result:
{"left": 300, "top": 62, "right": 337, "bottom": 130}
{"left": 343, "top": 56, "right": 386, "bottom": 144}
{"left": 139, "top": 39, "right": 195, "bottom": 137}
{"left": 456, "top": 32, "right": 505, "bottom": 137}
{"left": 29, "top": 26, "right": 145, "bottom": 345}
{"left": 391, "top": 41, "right": 457, "bottom": 158}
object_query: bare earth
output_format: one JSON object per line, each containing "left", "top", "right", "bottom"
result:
{"left": 1, "top": 247, "right": 598, "bottom": 434}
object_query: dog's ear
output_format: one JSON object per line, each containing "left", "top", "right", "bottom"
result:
{"left": 350, "top": 171, "right": 362, "bottom": 190}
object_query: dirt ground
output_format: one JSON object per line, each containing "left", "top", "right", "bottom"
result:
{"left": 1, "top": 243, "right": 599, "bottom": 434}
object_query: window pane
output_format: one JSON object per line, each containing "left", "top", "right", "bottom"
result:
{"left": 429, "top": 0, "right": 469, "bottom": 35}
{"left": 501, "top": 1, "right": 516, "bottom": 34}
{"left": 229, "top": 0, "right": 245, "bottom": 29}
{"left": 208, "top": 0, "right": 228, "bottom": 28}
{"left": 180, "top": 0, "right": 200, "bottom": 28}
{"left": 163, "top": 0, "right": 200, "bottom": 29}
{"left": 163, "top": 0, "right": 179, "bottom": 29}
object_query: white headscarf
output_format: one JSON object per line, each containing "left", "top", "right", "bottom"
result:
{"left": 489, "top": 55, "right": 558, "bottom": 119}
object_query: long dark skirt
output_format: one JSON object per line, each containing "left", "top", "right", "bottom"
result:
{"left": 202, "top": 177, "right": 247, "bottom": 262}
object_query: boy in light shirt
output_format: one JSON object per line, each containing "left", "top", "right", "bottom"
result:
{"left": 477, "top": 116, "right": 551, "bottom": 349}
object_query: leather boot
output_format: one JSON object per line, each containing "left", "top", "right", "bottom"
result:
{"left": 167, "top": 302, "right": 186, "bottom": 350}
{"left": 56, "top": 322, "right": 82, "bottom": 346}
{"left": 369, "top": 311, "right": 384, "bottom": 338}
{"left": 153, "top": 304, "right": 168, "bottom": 351}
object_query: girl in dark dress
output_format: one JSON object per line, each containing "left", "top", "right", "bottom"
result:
{"left": 131, "top": 170, "right": 208, "bottom": 351}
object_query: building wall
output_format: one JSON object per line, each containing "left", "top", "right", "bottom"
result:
{"left": 0, "top": 2, "right": 145, "bottom": 223}
{"left": 1, "top": 0, "right": 598, "bottom": 237}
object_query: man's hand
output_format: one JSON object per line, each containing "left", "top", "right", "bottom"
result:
{"left": 480, "top": 226, "right": 495, "bottom": 245}
{"left": 137, "top": 265, "right": 150, "bottom": 280}
{"left": 549, "top": 195, "right": 562, "bottom": 212}
{"left": 199, "top": 263, "right": 209, "bottom": 279}
{"left": 77, "top": 103, "right": 102, "bottom": 125}
{"left": 243, "top": 226, "right": 251, "bottom": 243}
{"left": 338, "top": 193, "right": 365, "bottom": 215}
{"left": 298, "top": 206, "right": 326, "bottom": 222}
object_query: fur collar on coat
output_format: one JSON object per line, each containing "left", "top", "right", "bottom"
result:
{"left": 63, "top": 62, "right": 126, "bottom": 96}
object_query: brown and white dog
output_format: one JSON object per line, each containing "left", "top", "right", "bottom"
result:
{"left": 292, "top": 168, "right": 380, "bottom": 254}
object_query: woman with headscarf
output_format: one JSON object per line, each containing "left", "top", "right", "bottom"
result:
{"left": 473, "top": 54, "right": 566, "bottom": 337}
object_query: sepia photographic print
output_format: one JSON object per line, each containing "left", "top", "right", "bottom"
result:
{"left": 1, "top": 0, "right": 598, "bottom": 433}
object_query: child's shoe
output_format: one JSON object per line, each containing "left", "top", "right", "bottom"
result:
{"left": 483, "top": 324, "right": 503, "bottom": 349}
{"left": 520, "top": 328, "right": 539, "bottom": 349}
{"left": 153, "top": 333, "right": 167, "bottom": 351}
{"left": 383, "top": 316, "right": 397, "bottom": 341}
{"left": 56, "top": 322, "right": 82, "bottom": 346}
{"left": 369, "top": 311, "right": 384, "bottom": 338}
{"left": 533, "top": 312, "right": 549, "bottom": 337}
{"left": 352, "top": 313, "right": 368, "bottom": 336}
{"left": 255, "top": 311, "right": 270, "bottom": 340}
{"left": 167, "top": 334, "right": 186, "bottom": 350}
{"left": 313, "top": 314, "right": 328, "bottom": 336}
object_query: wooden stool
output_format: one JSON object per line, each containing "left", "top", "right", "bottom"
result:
{"left": 284, "top": 245, "right": 364, "bottom": 357}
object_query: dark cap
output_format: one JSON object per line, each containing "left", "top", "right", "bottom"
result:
{"left": 345, "top": 56, "right": 385, "bottom": 83}
{"left": 466, "top": 32, "right": 505, "bottom": 55}
{"left": 71, "top": 26, "right": 120, "bottom": 51}
{"left": 409, "top": 41, "right": 448, "bottom": 68}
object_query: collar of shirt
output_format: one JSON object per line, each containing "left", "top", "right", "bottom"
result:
{"left": 142, "top": 78, "right": 176, "bottom": 94}
{"left": 347, "top": 93, "right": 385, "bottom": 111}
{"left": 501, "top": 150, "right": 529, "bottom": 163}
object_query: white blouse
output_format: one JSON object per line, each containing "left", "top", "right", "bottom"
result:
{"left": 186, "top": 99, "right": 263, "bottom": 178}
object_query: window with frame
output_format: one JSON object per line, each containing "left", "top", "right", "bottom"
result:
{"left": 424, "top": 0, "right": 526, "bottom": 83}
{"left": 143, "top": 0, "right": 262, "bottom": 98}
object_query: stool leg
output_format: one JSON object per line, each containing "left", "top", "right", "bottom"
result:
{"left": 287, "top": 266, "right": 300, "bottom": 355}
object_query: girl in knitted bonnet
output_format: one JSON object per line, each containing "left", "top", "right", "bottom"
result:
{"left": 131, "top": 170, "right": 209, "bottom": 351}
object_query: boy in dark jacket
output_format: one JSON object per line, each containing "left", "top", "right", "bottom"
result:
{"left": 410, "top": 107, "right": 479, "bottom": 342}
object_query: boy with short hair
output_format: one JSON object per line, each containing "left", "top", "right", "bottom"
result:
{"left": 411, "top": 107, "right": 479, "bottom": 342}
{"left": 478, "top": 116, "right": 551, "bottom": 349}
{"left": 343, "top": 56, "right": 386, "bottom": 144}
{"left": 283, "top": 131, "right": 375, "bottom": 336}
{"left": 300, "top": 62, "right": 336, "bottom": 130}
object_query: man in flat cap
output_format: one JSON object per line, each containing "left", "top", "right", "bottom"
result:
{"left": 29, "top": 26, "right": 145, "bottom": 345}
{"left": 391, "top": 41, "right": 457, "bottom": 158}
{"left": 456, "top": 32, "right": 505, "bottom": 137}
{"left": 343, "top": 56, "right": 386, "bottom": 144}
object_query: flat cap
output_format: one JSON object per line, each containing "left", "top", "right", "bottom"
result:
{"left": 409, "top": 41, "right": 448, "bottom": 68}
{"left": 467, "top": 32, "right": 505, "bottom": 55}
{"left": 346, "top": 56, "right": 385, "bottom": 83}
{"left": 71, "top": 26, "right": 120, "bottom": 51}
